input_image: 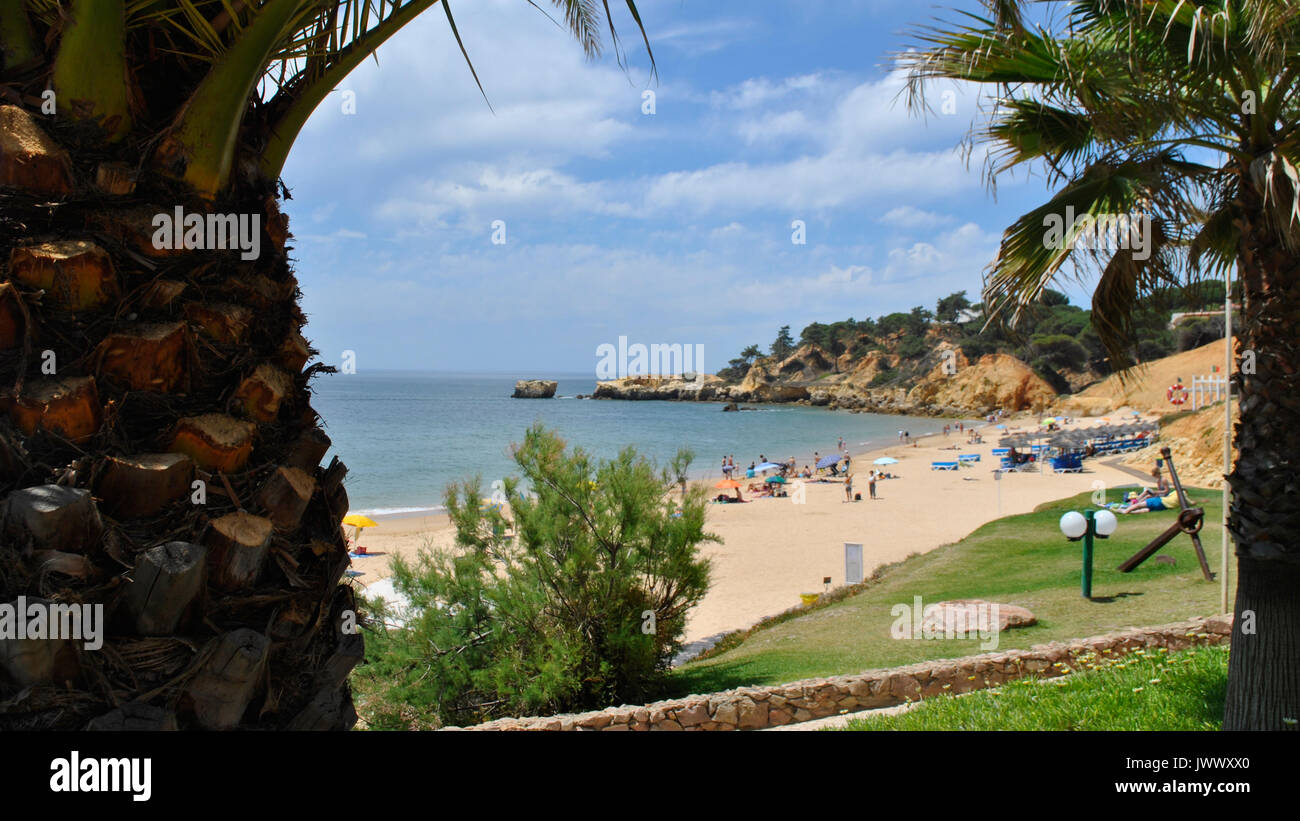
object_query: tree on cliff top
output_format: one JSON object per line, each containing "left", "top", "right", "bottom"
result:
{"left": 770, "top": 325, "right": 796, "bottom": 359}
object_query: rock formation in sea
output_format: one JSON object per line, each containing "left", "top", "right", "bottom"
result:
{"left": 511, "top": 379, "right": 558, "bottom": 398}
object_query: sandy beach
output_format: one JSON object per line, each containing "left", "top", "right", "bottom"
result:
{"left": 344, "top": 410, "right": 1159, "bottom": 643}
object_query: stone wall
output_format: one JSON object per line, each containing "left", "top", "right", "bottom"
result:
{"left": 444, "top": 615, "right": 1232, "bottom": 731}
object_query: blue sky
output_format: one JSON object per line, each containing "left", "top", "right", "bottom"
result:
{"left": 282, "top": 0, "right": 1080, "bottom": 374}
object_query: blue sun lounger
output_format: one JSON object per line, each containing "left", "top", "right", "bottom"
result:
{"left": 931, "top": 461, "right": 959, "bottom": 470}
{"left": 1052, "top": 453, "right": 1084, "bottom": 473}
{"left": 958, "top": 453, "right": 980, "bottom": 463}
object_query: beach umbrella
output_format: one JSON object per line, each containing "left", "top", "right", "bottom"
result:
{"left": 765, "top": 475, "right": 786, "bottom": 484}
{"left": 715, "top": 478, "right": 740, "bottom": 489}
{"left": 873, "top": 457, "right": 898, "bottom": 466}
{"left": 995, "top": 424, "right": 1007, "bottom": 429}
{"left": 342, "top": 513, "right": 379, "bottom": 552}
{"left": 816, "top": 453, "right": 841, "bottom": 469}
{"left": 755, "top": 462, "right": 783, "bottom": 473}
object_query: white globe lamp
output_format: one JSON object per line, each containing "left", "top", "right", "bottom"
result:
{"left": 1059, "top": 511, "right": 1087, "bottom": 541}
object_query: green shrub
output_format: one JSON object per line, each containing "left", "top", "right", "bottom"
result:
{"left": 358, "top": 425, "right": 715, "bottom": 727}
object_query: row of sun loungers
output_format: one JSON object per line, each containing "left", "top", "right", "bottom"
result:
{"left": 932, "top": 453, "right": 981, "bottom": 470}
{"left": 929, "top": 433, "right": 1152, "bottom": 474}
{"left": 1086, "top": 438, "right": 1149, "bottom": 455}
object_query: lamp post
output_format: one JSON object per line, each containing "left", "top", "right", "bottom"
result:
{"left": 1060, "top": 509, "right": 1118, "bottom": 599}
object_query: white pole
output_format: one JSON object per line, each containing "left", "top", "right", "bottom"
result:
{"left": 1221, "top": 278, "right": 1233, "bottom": 614}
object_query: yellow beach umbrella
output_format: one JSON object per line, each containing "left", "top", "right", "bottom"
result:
{"left": 342, "top": 514, "right": 378, "bottom": 553}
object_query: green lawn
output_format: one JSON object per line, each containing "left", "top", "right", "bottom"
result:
{"left": 668, "top": 486, "right": 1231, "bottom": 697}
{"left": 840, "top": 644, "right": 1228, "bottom": 731}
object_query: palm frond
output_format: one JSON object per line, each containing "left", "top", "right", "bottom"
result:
{"left": 1089, "top": 219, "right": 1177, "bottom": 371}
{"left": 983, "top": 149, "right": 1208, "bottom": 332}
{"left": 1187, "top": 202, "right": 1239, "bottom": 277}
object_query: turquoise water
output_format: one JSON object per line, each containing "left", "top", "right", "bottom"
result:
{"left": 310, "top": 371, "right": 952, "bottom": 515}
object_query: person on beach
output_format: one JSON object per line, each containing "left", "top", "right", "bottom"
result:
{"left": 1121, "top": 488, "right": 1184, "bottom": 514}
{"left": 801, "top": 465, "right": 812, "bottom": 478}
{"left": 868, "top": 471, "right": 878, "bottom": 499}
{"left": 1151, "top": 463, "right": 1168, "bottom": 492}
{"left": 838, "top": 436, "right": 845, "bottom": 452}
{"left": 843, "top": 471, "right": 854, "bottom": 502}
{"left": 722, "top": 456, "right": 731, "bottom": 478}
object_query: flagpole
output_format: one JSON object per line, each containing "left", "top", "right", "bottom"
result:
{"left": 1221, "top": 271, "right": 1232, "bottom": 614}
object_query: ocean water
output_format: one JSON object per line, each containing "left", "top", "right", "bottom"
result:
{"left": 310, "top": 371, "right": 952, "bottom": 515}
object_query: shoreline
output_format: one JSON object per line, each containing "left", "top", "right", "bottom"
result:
{"left": 342, "top": 401, "right": 975, "bottom": 518}
{"left": 345, "top": 409, "right": 1160, "bottom": 644}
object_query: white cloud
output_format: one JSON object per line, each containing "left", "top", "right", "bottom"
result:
{"left": 711, "top": 74, "right": 825, "bottom": 110}
{"left": 879, "top": 206, "right": 954, "bottom": 229}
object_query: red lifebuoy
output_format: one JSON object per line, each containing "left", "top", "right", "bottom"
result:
{"left": 1167, "top": 383, "right": 1188, "bottom": 405}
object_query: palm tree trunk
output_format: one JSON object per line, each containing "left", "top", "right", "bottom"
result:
{"left": 1225, "top": 560, "right": 1300, "bottom": 729}
{"left": 1222, "top": 180, "right": 1300, "bottom": 730}
{"left": 0, "top": 104, "right": 359, "bottom": 730}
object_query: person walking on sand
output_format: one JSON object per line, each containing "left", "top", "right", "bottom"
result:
{"left": 844, "top": 471, "right": 854, "bottom": 502}
{"left": 868, "top": 470, "right": 878, "bottom": 499}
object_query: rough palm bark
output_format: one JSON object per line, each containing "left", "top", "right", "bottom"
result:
{"left": 0, "top": 105, "right": 360, "bottom": 730}
{"left": 1223, "top": 178, "right": 1300, "bottom": 730}
{"left": 0, "top": 0, "right": 645, "bottom": 731}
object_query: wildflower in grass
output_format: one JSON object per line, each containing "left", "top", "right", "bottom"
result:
{"left": 1132, "top": 687, "right": 1144, "bottom": 693}
{"left": 1150, "top": 679, "right": 1162, "bottom": 684}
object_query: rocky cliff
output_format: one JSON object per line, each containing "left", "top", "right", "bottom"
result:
{"left": 591, "top": 343, "right": 1057, "bottom": 417}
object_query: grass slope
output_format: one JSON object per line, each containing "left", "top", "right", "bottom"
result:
{"left": 669, "top": 486, "right": 1229, "bottom": 697}
{"left": 840, "top": 644, "right": 1228, "bottom": 731}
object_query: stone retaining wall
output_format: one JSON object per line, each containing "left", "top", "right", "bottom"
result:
{"left": 445, "top": 615, "right": 1232, "bottom": 731}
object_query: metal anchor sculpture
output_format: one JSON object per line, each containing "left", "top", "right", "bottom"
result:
{"left": 1117, "top": 447, "right": 1214, "bottom": 581}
